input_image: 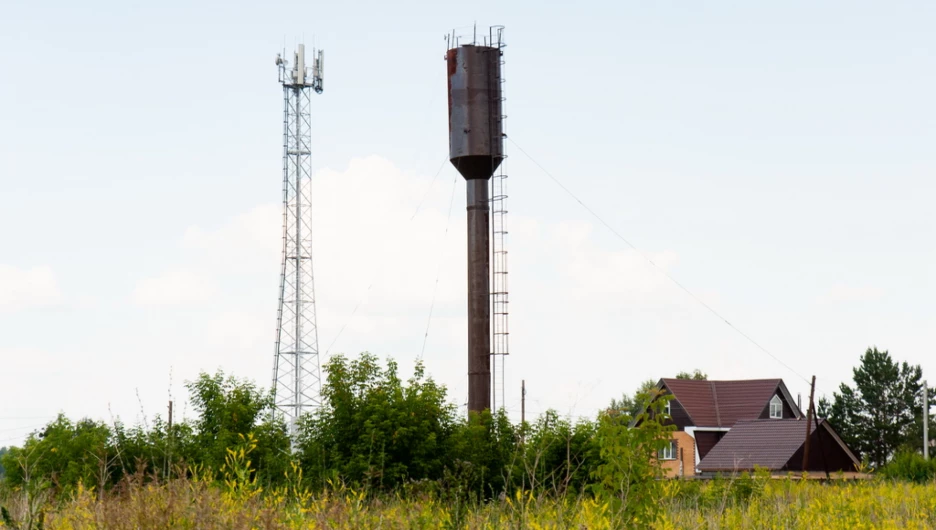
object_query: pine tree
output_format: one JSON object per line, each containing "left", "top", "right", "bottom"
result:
{"left": 819, "top": 347, "right": 929, "bottom": 468}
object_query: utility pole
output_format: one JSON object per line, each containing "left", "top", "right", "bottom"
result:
{"left": 803, "top": 376, "right": 816, "bottom": 471}
{"left": 167, "top": 400, "right": 174, "bottom": 479}
{"left": 521, "top": 379, "right": 526, "bottom": 443}
{"left": 924, "top": 380, "right": 929, "bottom": 460}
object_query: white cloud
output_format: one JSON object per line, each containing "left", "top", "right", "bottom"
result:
{"left": 0, "top": 346, "right": 93, "bottom": 445}
{"left": 817, "top": 285, "right": 885, "bottom": 304}
{"left": 203, "top": 309, "right": 273, "bottom": 354}
{"left": 178, "top": 157, "right": 696, "bottom": 414}
{"left": 0, "top": 264, "right": 62, "bottom": 312}
{"left": 558, "top": 234, "right": 680, "bottom": 302}
{"left": 181, "top": 204, "right": 283, "bottom": 273}
{"left": 108, "top": 155, "right": 707, "bottom": 427}
{"left": 132, "top": 268, "right": 218, "bottom": 307}
{"left": 173, "top": 155, "right": 471, "bottom": 313}
{"left": 7, "top": 155, "right": 826, "bottom": 442}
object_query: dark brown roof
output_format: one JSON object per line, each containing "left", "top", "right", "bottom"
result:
{"left": 697, "top": 419, "right": 817, "bottom": 471}
{"left": 660, "top": 378, "right": 784, "bottom": 427}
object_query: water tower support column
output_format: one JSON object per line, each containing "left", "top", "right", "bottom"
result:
{"left": 467, "top": 179, "right": 491, "bottom": 413}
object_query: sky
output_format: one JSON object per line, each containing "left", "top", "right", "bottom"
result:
{"left": 2, "top": 1, "right": 935, "bottom": 446}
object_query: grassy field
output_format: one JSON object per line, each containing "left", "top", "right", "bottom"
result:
{"left": 2, "top": 475, "right": 934, "bottom": 529}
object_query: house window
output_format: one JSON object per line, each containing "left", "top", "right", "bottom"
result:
{"left": 663, "top": 400, "right": 671, "bottom": 415}
{"left": 769, "top": 395, "right": 783, "bottom": 419}
{"left": 659, "top": 440, "right": 677, "bottom": 460}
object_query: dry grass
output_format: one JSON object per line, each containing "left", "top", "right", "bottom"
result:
{"left": 658, "top": 479, "right": 936, "bottom": 529}
{"left": 2, "top": 475, "right": 935, "bottom": 529}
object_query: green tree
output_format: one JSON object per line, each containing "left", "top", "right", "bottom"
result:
{"left": 186, "top": 370, "right": 291, "bottom": 484}
{"left": 608, "top": 379, "right": 656, "bottom": 418}
{"left": 592, "top": 393, "right": 675, "bottom": 527}
{"left": 446, "top": 409, "right": 521, "bottom": 499}
{"left": 608, "top": 370, "right": 705, "bottom": 417}
{"left": 1, "top": 415, "right": 111, "bottom": 492}
{"left": 818, "top": 347, "right": 931, "bottom": 468}
{"left": 518, "top": 411, "right": 599, "bottom": 495}
{"left": 108, "top": 415, "right": 199, "bottom": 482}
{"left": 0, "top": 446, "right": 7, "bottom": 477}
{"left": 675, "top": 369, "right": 708, "bottom": 380}
{"left": 296, "top": 353, "right": 458, "bottom": 491}
{"left": 1, "top": 373, "right": 290, "bottom": 492}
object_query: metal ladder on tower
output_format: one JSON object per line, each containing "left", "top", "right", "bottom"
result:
{"left": 491, "top": 164, "right": 509, "bottom": 413}
{"left": 491, "top": 31, "right": 509, "bottom": 413}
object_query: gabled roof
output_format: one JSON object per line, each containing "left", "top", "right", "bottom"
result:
{"left": 659, "top": 378, "right": 800, "bottom": 427}
{"left": 696, "top": 419, "right": 860, "bottom": 472}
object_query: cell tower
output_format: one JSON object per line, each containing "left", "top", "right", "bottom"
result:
{"left": 446, "top": 26, "right": 507, "bottom": 414}
{"left": 272, "top": 44, "right": 325, "bottom": 436}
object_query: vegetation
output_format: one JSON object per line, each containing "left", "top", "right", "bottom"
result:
{"left": 296, "top": 354, "right": 458, "bottom": 491}
{"left": 2, "top": 352, "right": 935, "bottom": 528}
{"left": 877, "top": 451, "right": 936, "bottom": 483}
{"left": 186, "top": 371, "right": 290, "bottom": 482}
{"left": 0, "top": 447, "right": 7, "bottom": 478}
{"left": 0, "top": 352, "right": 675, "bottom": 527}
{"left": 608, "top": 379, "right": 655, "bottom": 418}
{"left": 675, "top": 369, "right": 708, "bottom": 380}
{"left": 591, "top": 396, "right": 674, "bottom": 524}
{"left": 0, "top": 470, "right": 934, "bottom": 529}
{"left": 607, "top": 369, "right": 706, "bottom": 418}
{"left": 0, "top": 372, "right": 290, "bottom": 496}
{"left": 819, "top": 347, "right": 933, "bottom": 467}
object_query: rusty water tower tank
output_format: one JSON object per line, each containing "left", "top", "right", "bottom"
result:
{"left": 446, "top": 31, "right": 505, "bottom": 415}
{"left": 447, "top": 44, "right": 504, "bottom": 180}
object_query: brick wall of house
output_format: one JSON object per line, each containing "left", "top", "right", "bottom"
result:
{"left": 661, "top": 431, "right": 697, "bottom": 478}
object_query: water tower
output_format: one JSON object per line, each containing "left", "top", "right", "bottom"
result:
{"left": 446, "top": 26, "right": 505, "bottom": 414}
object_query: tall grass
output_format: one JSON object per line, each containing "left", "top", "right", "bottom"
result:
{"left": 2, "top": 473, "right": 934, "bottom": 529}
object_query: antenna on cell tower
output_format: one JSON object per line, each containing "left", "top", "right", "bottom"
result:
{"left": 273, "top": 43, "right": 325, "bottom": 440}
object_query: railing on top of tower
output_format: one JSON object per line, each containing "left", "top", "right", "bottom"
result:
{"left": 445, "top": 25, "right": 505, "bottom": 51}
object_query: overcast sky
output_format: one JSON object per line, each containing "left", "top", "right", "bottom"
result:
{"left": 2, "top": 1, "right": 935, "bottom": 446}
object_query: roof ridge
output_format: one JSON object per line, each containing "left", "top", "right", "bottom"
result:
{"left": 660, "top": 378, "right": 784, "bottom": 384}
{"left": 662, "top": 377, "right": 783, "bottom": 380}
{"left": 697, "top": 418, "right": 860, "bottom": 472}
{"left": 657, "top": 380, "right": 697, "bottom": 426}
{"left": 737, "top": 418, "right": 802, "bottom": 422}
{"left": 711, "top": 381, "right": 722, "bottom": 427}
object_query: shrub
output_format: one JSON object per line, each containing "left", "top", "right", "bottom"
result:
{"left": 878, "top": 451, "right": 936, "bottom": 483}
{"left": 517, "top": 410, "right": 599, "bottom": 496}
{"left": 590, "top": 392, "right": 675, "bottom": 527}
{"left": 1, "top": 415, "right": 110, "bottom": 493}
{"left": 296, "top": 353, "right": 459, "bottom": 491}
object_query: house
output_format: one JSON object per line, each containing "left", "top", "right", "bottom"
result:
{"left": 647, "top": 378, "right": 803, "bottom": 478}
{"left": 696, "top": 418, "right": 862, "bottom": 477}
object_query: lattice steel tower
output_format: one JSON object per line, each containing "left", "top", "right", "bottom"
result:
{"left": 273, "top": 44, "right": 325, "bottom": 436}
